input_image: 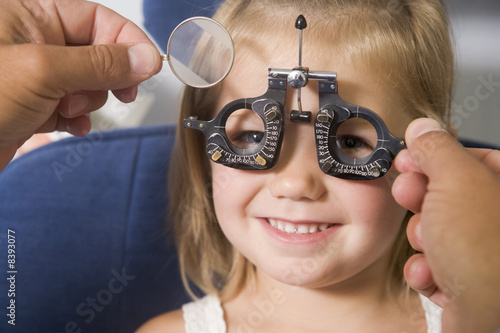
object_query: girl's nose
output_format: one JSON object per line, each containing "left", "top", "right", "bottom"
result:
{"left": 268, "top": 127, "right": 327, "bottom": 201}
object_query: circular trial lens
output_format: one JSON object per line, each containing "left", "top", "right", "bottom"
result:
{"left": 163, "top": 17, "right": 235, "bottom": 88}
{"left": 226, "top": 109, "right": 266, "bottom": 150}
{"left": 334, "top": 118, "right": 378, "bottom": 159}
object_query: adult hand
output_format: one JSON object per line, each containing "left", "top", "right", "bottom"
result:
{"left": 392, "top": 118, "right": 500, "bottom": 333}
{"left": 0, "top": 0, "right": 162, "bottom": 170}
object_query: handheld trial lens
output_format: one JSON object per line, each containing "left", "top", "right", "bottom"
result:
{"left": 160, "top": 16, "right": 235, "bottom": 88}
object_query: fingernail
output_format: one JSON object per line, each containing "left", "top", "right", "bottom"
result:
{"left": 66, "top": 121, "right": 89, "bottom": 137}
{"left": 114, "top": 86, "right": 138, "bottom": 103}
{"left": 407, "top": 118, "right": 445, "bottom": 139}
{"left": 128, "top": 43, "right": 157, "bottom": 76}
{"left": 69, "top": 94, "right": 89, "bottom": 116}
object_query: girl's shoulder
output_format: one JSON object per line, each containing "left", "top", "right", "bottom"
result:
{"left": 135, "top": 309, "right": 185, "bottom": 333}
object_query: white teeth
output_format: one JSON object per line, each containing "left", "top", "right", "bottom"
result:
{"left": 319, "top": 223, "right": 329, "bottom": 231}
{"left": 277, "top": 220, "right": 284, "bottom": 230}
{"left": 267, "top": 219, "right": 332, "bottom": 234}
{"left": 296, "top": 225, "right": 309, "bottom": 234}
{"left": 285, "top": 223, "right": 296, "bottom": 233}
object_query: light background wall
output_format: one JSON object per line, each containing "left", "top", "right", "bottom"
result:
{"left": 93, "top": 0, "right": 500, "bottom": 146}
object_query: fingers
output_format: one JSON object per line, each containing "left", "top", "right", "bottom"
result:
{"left": 0, "top": 144, "right": 18, "bottom": 171}
{"left": 47, "top": 90, "right": 106, "bottom": 137}
{"left": 0, "top": 35, "right": 161, "bottom": 150}
{"left": 406, "top": 214, "right": 423, "bottom": 251}
{"left": 112, "top": 85, "right": 139, "bottom": 104}
{"left": 57, "top": 91, "right": 109, "bottom": 118}
{"left": 3, "top": 0, "right": 162, "bottom": 101}
{"left": 393, "top": 149, "right": 423, "bottom": 174}
{"left": 392, "top": 171, "right": 428, "bottom": 213}
{"left": 51, "top": 43, "right": 161, "bottom": 92}
{"left": 63, "top": 115, "right": 92, "bottom": 137}
{"left": 17, "top": 42, "right": 160, "bottom": 100}
{"left": 404, "top": 254, "right": 450, "bottom": 309}
{"left": 403, "top": 118, "right": 486, "bottom": 182}
{"left": 468, "top": 148, "right": 500, "bottom": 175}
{"left": 36, "top": 111, "right": 91, "bottom": 137}
{"left": 395, "top": 122, "right": 500, "bottom": 178}
{"left": 392, "top": 117, "right": 499, "bottom": 217}
{"left": 404, "top": 254, "right": 436, "bottom": 297}
{"left": 0, "top": 0, "right": 162, "bottom": 167}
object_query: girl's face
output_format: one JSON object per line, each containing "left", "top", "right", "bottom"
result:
{"left": 210, "top": 31, "right": 412, "bottom": 290}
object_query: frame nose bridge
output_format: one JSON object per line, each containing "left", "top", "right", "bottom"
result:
{"left": 274, "top": 82, "right": 321, "bottom": 172}
{"left": 284, "top": 81, "right": 319, "bottom": 116}
{"left": 282, "top": 117, "right": 319, "bottom": 163}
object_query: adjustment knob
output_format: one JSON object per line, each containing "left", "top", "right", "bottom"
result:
{"left": 295, "top": 15, "right": 307, "bottom": 30}
{"left": 287, "top": 69, "right": 308, "bottom": 89}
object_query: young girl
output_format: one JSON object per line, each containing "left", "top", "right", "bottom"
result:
{"left": 138, "top": 0, "right": 454, "bottom": 332}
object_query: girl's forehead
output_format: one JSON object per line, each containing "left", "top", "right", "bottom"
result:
{"left": 230, "top": 36, "right": 364, "bottom": 92}
{"left": 231, "top": 28, "right": 365, "bottom": 77}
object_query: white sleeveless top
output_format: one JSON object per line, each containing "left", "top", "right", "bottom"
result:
{"left": 182, "top": 295, "right": 226, "bottom": 333}
{"left": 182, "top": 294, "right": 442, "bottom": 333}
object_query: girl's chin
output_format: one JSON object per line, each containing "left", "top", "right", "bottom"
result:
{"left": 254, "top": 261, "right": 345, "bottom": 290}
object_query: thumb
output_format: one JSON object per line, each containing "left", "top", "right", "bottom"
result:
{"left": 0, "top": 42, "right": 161, "bottom": 147}
{"left": 24, "top": 42, "right": 162, "bottom": 96}
{"left": 404, "top": 118, "right": 483, "bottom": 181}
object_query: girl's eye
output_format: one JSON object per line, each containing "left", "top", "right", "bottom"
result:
{"left": 335, "top": 118, "right": 377, "bottom": 159}
{"left": 336, "top": 135, "right": 374, "bottom": 159}
{"left": 230, "top": 131, "right": 265, "bottom": 149}
{"left": 337, "top": 135, "right": 365, "bottom": 149}
{"left": 225, "top": 108, "right": 266, "bottom": 150}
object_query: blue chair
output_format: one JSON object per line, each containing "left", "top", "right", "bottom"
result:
{"left": 0, "top": 125, "right": 191, "bottom": 333}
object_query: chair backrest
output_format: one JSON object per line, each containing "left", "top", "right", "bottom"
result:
{"left": 0, "top": 125, "right": 190, "bottom": 333}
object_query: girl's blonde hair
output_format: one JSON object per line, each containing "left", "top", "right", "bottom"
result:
{"left": 168, "top": 0, "right": 454, "bottom": 300}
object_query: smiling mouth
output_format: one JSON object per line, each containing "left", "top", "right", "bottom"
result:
{"left": 266, "top": 218, "right": 335, "bottom": 235}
